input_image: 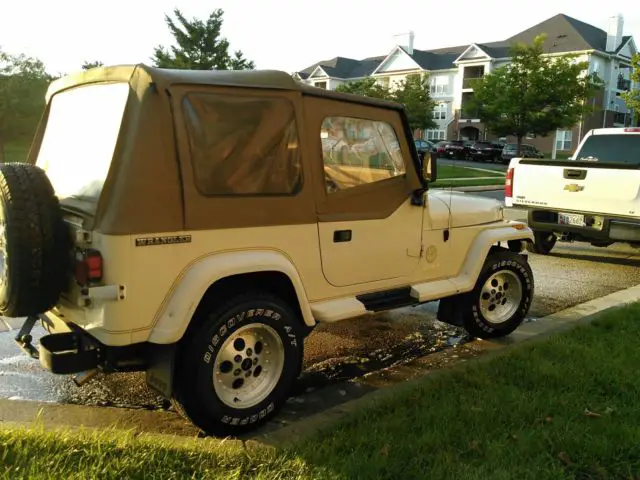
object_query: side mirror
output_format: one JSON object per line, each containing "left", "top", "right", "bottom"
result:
{"left": 422, "top": 151, "right": 438, "bottom": 183}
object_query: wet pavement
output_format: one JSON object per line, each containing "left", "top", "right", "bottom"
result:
{"left": 1, "top": 210, "right": 640, "bottom": 424}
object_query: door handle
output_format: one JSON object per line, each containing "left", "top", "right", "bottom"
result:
{"left": 333, "top": 230, "right": 352, "bottom": 243}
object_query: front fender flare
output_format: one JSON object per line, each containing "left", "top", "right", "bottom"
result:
{"left": 147, "top": 250, "right": 315, "bottom": 345}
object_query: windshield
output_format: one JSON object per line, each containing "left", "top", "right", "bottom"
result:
{"left": 574, "top": 134, "right": 640, "bottom": 165}
{"left": 36, "top": 82, "right": 130, "bottom": 202}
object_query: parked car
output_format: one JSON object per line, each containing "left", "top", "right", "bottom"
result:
{"left": 414, "top": 139, "right": 435, "bottom": 157}
{"left": 435, "top": 140, "right": 472, "bottom": 160}
{"left": 469, "top": 141, "right": 504, "bottom": 162}
{"left": 500, "top": 143, "right": 544, "bottom": 164}
{"left": 505, "top": 126, "right": 640, "bottom": 254}
{"left": 4, "top": 64, "right": 535, "bottom": 437}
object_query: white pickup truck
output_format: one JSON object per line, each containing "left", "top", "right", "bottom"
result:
{"left": 505, "top": 127, "right": 640, "bottom": 254}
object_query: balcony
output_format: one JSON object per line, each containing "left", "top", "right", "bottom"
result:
{"left": 613, "top": 112, "right": 627, "bottom": 125}
{"left": 617, "top": 78, "right": 631, "bottom": 91}
{"left": 460, "top": 109, "right": 480, "bottom": 120}
{"left": 462, "top": 77, "right": 483, "bottom": 89}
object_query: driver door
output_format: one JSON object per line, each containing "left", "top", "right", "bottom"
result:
{"left": 304, "top": 95, "right": 425, "bottom": 288}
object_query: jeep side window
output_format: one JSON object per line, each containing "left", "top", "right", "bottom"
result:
{"left": 320, "top": 116, "right": 405, "bottom": 193}
{"left": 182, "top": 93, "right": 302, "bottom": 195}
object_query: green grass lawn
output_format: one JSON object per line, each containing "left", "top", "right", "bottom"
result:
{"left": 2, "top": 303, "right": 639, "bottom": 479}
{"left": 438, "top": 164, "right": 504, "bottom": 179}
{"left": 431, "top": 177, "right": 505, "bottom": 189}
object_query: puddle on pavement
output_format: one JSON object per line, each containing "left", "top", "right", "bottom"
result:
{"left": 0, "top": 304, "right": 471, "bottom": 413}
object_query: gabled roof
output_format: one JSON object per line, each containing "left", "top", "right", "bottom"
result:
{"left": 616, "top": 35, "right": 632, "bottom": 53}
{"left": 370, "top": 46, "right": 423, "bottom": 75}
{"left": 506, "top": 14, "right": 614, "bottom": 54}
{"left": 295, "top": 13, "right": 635, "bottom": 81}
{"left": 297, "top": 55, "right": 380, "bottom": 79}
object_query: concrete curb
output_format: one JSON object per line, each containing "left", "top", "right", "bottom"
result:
{"left": 254, "top": 283, "right": 640, "bottom": 446}
{"left": 1, "top": 284, "right": 639, "bottom": 444}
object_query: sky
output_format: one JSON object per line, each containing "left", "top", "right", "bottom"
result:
{"left": 1, "top": 0, "right": 638, "bottom": 76}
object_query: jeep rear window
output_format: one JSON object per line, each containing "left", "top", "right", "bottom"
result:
{"left": 182, "top": 93, "right": 302, "bottom": 195}
{"left": 36, "top": 82, "right": 130, "bottom": 202}
{"left": 574, "top": 134, "right": 640, "bottom": 165}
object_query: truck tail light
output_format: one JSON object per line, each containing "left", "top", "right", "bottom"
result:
{"left": 75, "top": 249, "right": 103, "bottom": 285}
{"left": 505, "top": 167, "right": 514, "bottom": 198}
{"left": 623, "top": 127, "right": 640, "bottom": 133}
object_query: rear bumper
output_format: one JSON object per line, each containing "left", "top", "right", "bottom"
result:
{"left": 523, "top": 207, "right": 640, "bottom": 243}
{"left": 14, "top": 314, "right": 150, "bottom": 375}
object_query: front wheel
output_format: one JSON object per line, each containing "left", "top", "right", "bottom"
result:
{"left": 526, "top": 231, "right": 557, "bottom": 255}
{"left": 172, "top": 292, "right": 304, "bottom": 437}
{"left": 460, "top": 251, "right": 534, "bottom": 339}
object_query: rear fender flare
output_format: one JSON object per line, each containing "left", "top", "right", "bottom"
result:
{"left": 147, "top": 250, "right": 315, "bottom": 345}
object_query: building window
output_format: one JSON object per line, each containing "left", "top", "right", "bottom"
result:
{"left": 432, "top": 103, "right": 447, "bottom": 120}
{"left": 555, "top": 129, "right": 573, "bottom": 151}
{"left": 320, "top": 116, "right": 405, "bottom": 193}
{"left": 426, "top": 129, "right": 445, "bottom": 141}
{"left": 315, "top": 81, "right": 327, "bottom": 89}
{"left": 182, "top": 93, "right": 302, "bottom": 195}
{"left": 429, "top": 76, "right": 449, "bottom": 96}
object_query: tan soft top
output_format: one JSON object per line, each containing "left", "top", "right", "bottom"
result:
{"left": 46, "top": 64, "right": 405, "bottom": 111}
{"left": 35, "top": 64, "right": 417, "bottom": 236}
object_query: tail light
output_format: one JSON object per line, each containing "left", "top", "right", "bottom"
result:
{"left": 624, "top": 128, "right": 640, "bottom": 133}
{"left": 75, "top": 248, "right": 103, "bottom": 285}
{"left": 505, "top": 167, "right": 514, "bottom": 198}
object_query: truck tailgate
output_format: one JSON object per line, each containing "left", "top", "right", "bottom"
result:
{"left": 511, "top": 161, "right": 640, "bottom": 217}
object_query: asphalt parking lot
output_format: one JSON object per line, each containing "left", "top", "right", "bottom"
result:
{"left": 1, "top": 201, "right": 639, "bottom": 412}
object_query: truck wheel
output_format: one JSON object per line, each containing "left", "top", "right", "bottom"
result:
{"left": 0, "top": 163, "right": 70, "bottom": 317}
{"left": 526, "top": 231, "right": 557, "bottom": 255}
{"left": 461, "top": 251, "right": 534, "bottom": 339}
{"left": 171, "top": 292, "right": 304, "bottom": 437}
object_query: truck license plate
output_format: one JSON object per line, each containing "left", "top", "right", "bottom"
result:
{"left": 558, "top": 212, "right": 585, "bottom": 227}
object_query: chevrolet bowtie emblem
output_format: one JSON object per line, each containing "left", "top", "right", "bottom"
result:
{"left": 564, "top": 184, "right": 584, "bottom": 192}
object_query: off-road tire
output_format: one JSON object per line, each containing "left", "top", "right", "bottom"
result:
{"left": 0, "top": 163, "right": 70, "bottom": 317}
{"left": 460, "top": 251, "right": 534, "bottom": 339}
{"left": 526, "top": 231, "right": 557, "bottom": 255}
{"left": 171, "top": 292, "right": 304, "bottom": 437}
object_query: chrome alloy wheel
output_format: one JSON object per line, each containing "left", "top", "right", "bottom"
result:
{"left": 479, "top": 270, "right": 523, "bottom": 324}
{"left": 212, "top": 323, "right": 285, "bottom": 409}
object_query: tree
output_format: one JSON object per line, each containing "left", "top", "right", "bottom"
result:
{"left": 0, "top": 49, "right": 51, "bottom": 162}
{"left": 336, "top": 74, "right": 436, "bottom": 130}
{"left": 622, "top": 53, "right": 640, "bottom": 120}
{"left": 470, "top": 34, "right": 602, "bottom": 154}
{"left": 335, "top": 77, "right": 392, "bottom": 100}
{"left": 152, "top": 8, "right": 255, "bottom": 70}
{"left": 82, "top": 60, "right": 104, "bottom": 70}
{"left": 393, "top": 74, "right": 436, "bottom": 130}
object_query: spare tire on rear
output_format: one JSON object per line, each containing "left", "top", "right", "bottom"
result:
{"left": 0, "top": 163, "right": 71, "bottom": 318}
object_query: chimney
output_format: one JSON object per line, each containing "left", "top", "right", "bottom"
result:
{"left": 606, "top": 14, "right": 624, "bottom": 52}
{"left": 393, "top": 31, "right": 415, "bottom": 55}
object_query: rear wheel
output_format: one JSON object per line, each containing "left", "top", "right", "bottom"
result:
{"left": 526, "top": 231, "right": 557, "bottom": 255}
{"left": 460, "top": 251, "right": 534, "bottom": 339}
{"left": 172, "top": 292, "right": 304, "bottom": 437}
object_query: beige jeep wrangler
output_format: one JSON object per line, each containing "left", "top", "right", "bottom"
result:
{"left": 1, "top": 65, "right": 534, "bottom": 436}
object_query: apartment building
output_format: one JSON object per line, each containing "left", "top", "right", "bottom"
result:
{"left": 294, "top": 13, "right": 637, "bottom": 154}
